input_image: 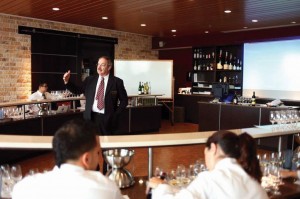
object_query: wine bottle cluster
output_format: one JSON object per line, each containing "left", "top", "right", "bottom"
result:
{"left": 138, "top": 81, "right": 151, "bottom": 95}
{"left": 218, "top": 74, "right": 240, "bottom": 85}
{"left": 216, "top": 49, "right": 242, "bottom": 70}
{"left": 193, "top": 48, "right": 215, "bottom": 71}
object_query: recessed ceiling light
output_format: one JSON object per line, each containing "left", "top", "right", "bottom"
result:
{"left": 243, "top": 27, "right": 248, "bottom": 29}
{"left": 140, "top": 24, "right": 146, "bottom": 27}
{"left": 102, "top": 16, "right": 108, "bottom": 20}
{"left": 173, "top": 35, "right": 176, "bottom": 37}
{"left": 291, "top": 21, "right": 296, "bottom": 24}
{"left": 252, "top": 19, "right": 258, "bottom": 23}
{"left": 224, "top": 10, "right": 231, "bottom": 13}
{"left": 204, "top": 31, "right": 209, "bottom": 34}
{"left": 171, "top": 29, "right": 176, "bottom": 32}
{"left": 52, "top": 8, "right": 60, "bottom": 11}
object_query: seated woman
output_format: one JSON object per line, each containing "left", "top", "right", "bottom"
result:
{"left": 148, "top": 131, "right": 268, "bottom": 199}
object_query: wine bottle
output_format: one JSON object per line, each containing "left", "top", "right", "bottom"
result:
{"left": 138, "top": 82, "right": 142, "bottom": 95}
{"left": 223, "top": 51, "right": 229, "bottom": 70}
{"left": 233, "top": 92, "right": 238, "bottom": 105}
{"left": 228, "top": 53, "right": 233, "bottom": 70}
{"left": 239, "top": 60, "right": 243, "bottom": 70}
{"left": 251, "top": 91, "right": 256, "bottom": 106}
{"left": 141, "top": 82, "right": 145, "bottom": 94}
{"left": 217, "top": 49, "right": 223, "bottom": 69}
{"left": 233, "top": 57, "right": 237, "bottom": 70}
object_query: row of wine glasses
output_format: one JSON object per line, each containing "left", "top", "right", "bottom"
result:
{"left": 50, "top": 90, "right": 81, "bottom": 100}
{"left": 0, "top": 107, "right": 24, "bottom": 119}
{"left": 153, "top": 159, "right": 207, "bottom": 189}
{"left": 269, "top": 110, "right": 300, "bottom": 131}
{"left": 1, "top": 164, "right": 22, "bottom": 198}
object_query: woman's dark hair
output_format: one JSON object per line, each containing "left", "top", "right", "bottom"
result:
{"left": 52, "top": 119, "right": 98, "bottom": 167}
{"left": 206, "top": 130, "right": 262, "bottom": 183}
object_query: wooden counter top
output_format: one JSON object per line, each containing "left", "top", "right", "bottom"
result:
{"left": 0, "top": 124, "right": 298, "bottom": 149}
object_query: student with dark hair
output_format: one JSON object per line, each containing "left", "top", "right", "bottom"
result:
{"left": 12, "top": 119, "right": 123, "bottom": 199}
{"left": 148, "top": 131, "right": 268, "bottom": 199}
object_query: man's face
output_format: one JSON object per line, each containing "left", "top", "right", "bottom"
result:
{"left": 97, "top": 58, "right": 111, "bottom": 76}
{"left": 39, "top": 84, "right": 48, "bottom": 93}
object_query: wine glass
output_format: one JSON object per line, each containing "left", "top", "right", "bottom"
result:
{"left": 1, "top": 164, "right": 12, "bottom": 198}
{"left": 269, "top": 111, "right": 276, "bottom": 131}
{"left": 10, "top": 164, "right": 22, "bottom": 183}
{"left": 270, "top": 165, "right": 281, "bottom": 195}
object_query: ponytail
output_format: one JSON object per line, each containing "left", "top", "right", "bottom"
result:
{"left": 238, "top": 133, "right": 262, "bottom": 183}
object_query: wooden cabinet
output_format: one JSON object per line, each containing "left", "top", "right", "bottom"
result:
{"left": 191, "top": 45, "right": 243, "bottom": 96}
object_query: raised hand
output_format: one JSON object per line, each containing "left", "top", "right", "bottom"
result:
{"left": 63, "top": 70, "right": 71, "bottom": 84}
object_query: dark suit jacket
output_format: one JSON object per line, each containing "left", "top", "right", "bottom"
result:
{"left": 66, "top": 73, "right": 128, "bottom": 131}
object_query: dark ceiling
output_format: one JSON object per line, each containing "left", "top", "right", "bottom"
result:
{"left": 0, "top": 0, "right": 300, "bottom": 38}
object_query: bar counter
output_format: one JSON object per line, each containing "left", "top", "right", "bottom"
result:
{"left": 0, "top": 124, "right": 298, "bottom": 149}
{"left": 1, "top": 125, "right": 300, "bottom": 199}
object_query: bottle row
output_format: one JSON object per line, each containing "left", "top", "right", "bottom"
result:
{"left": 193, "top": 49, "right": 215, "bottom": 60}
{"left": 216, "top": 49, "right": 243, "bottom": 70}
{"left": 138, "top": 81, "right": 151, "bottom": 95}
{"left": 193, "top": 48, "right": 243, "bottom": 71}
{"left": 218, "top": 75, "right": 241, "bottom": 85}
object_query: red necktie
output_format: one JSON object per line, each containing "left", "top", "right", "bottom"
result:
{"left": 96, "top": 77, "right": 105, "bottom": 110}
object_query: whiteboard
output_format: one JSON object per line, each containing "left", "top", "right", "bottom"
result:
{"left": 114, "top": 60, "right": 173, "bottom": 99}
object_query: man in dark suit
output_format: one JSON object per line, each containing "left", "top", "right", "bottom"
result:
{"left": 63, "top": 56, "right": 128, "bottom": 135}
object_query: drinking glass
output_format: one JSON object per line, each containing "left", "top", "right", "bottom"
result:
{"left": 1, "top": 164, "right": 12, "bottom": 198}
{"left": 270, "top": 165, "right": 281, "bottom": 195}
{"left": 10, "top": 164, "right": 22, "bottom": 183}
{"left": 269, "top": 111, "right": 276, "bottom": 131}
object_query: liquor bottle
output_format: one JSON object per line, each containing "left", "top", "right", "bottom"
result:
{"left": 223, "top": 51, "right": 229, "bottom": 70}
{"left": 196, "top": 49, "right": 200, "bottom": 58}
{"left": 138, "top": 82, "right": 142, "bottom": 95}
{"left": 236, "top": 59, "right": 240, "bottom": 70}
{"left": 198, "top": 63, "right": 201, "bottom": 71}
{"left": 199, "top": 50, "right": 202, "bottom": 59}
{"left": 217, "top": 49, "right": 223, "bottom": 69}
{"left": 251, "top": 91, "right": 256, "bottom": 106}
{"left": 194, "top": 61, "right": 197, "bottom": 71}
{"left": 228, "top": 53, "right": 233, "bottom": 70}
{"left": 193, "top": 49, "right": 197, "bottom": 59}
{"left": 233, "top": 92, "right": 238, "bottom": 105}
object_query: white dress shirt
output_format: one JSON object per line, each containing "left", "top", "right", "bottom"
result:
{"left": 92, "top": 75, "right": 109, "bottom": 114}
{"left": 29, "top": 90, "right": 53, "bottom": 100}
{"left": 152, "top": 158, "right": 268, "bottom": 199}
{"left": 12, "top": 164, "right": 124, "bottom": 199}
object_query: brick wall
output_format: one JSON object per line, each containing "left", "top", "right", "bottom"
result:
{"left": 0, "top": 14, "right": 158, "bottom": 102}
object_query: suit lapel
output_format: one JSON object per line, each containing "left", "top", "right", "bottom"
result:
{"left": 91, "top": 75, "right": 99, "bottom": 98}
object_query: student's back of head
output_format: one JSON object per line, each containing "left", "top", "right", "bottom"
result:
{"left": 206, "top": 130, "right": 262, "bottom": 182}
{"left": 52, "top": 119, "right": 98, "bottom": 167}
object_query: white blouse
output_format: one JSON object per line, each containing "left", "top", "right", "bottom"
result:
{"left": 152, "top": 158, "right": 268, "bottom": 199}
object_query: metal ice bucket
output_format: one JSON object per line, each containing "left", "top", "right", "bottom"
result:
{"left": 37, "top": 103, "right": 50, "bottom": 116}
{"left": 103, "top": 149, "right": 135, "bottom": 188}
